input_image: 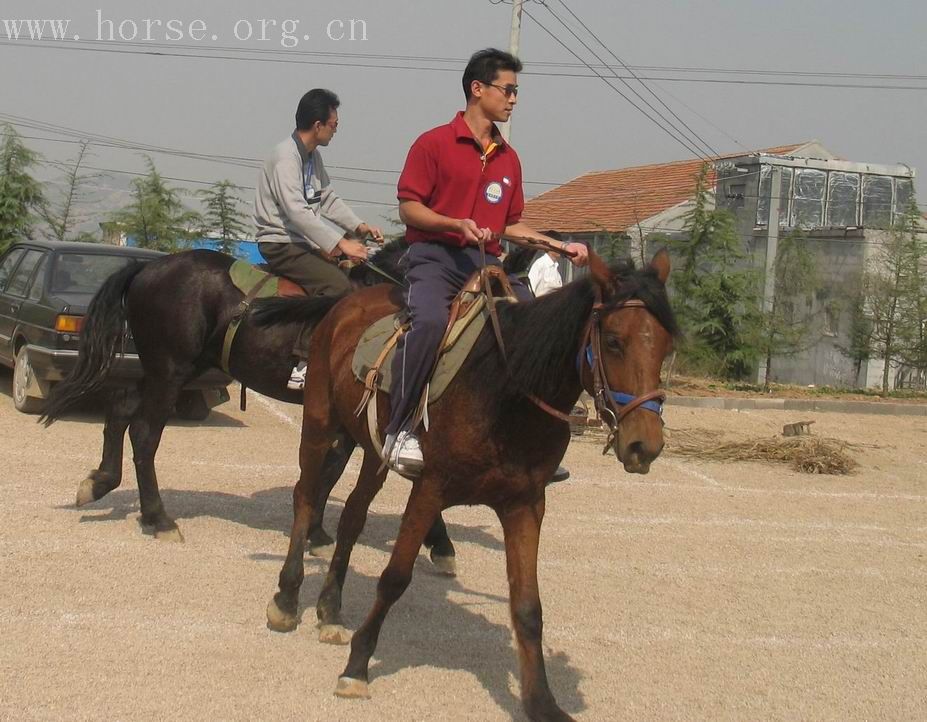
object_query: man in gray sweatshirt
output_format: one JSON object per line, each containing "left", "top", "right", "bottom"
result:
{"left": 255, "top": 88, "right": 383, "bottom": 388}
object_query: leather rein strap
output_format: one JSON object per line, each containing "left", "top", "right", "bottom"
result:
{"left": 476, "top": 241, "right": 666, "bottom": 434}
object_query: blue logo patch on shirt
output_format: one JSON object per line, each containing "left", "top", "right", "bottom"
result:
{"left": 485, "top": 181, "right": 504, "bottom": 204}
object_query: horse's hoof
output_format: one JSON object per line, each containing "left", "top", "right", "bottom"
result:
{"left": 335, "top": 676, "right": 370, "bottom": 699}
{"left": 266, "top": 599, "right": 298, "bottom": 633}
{"left": 75, "top": 478, "right": 95, "bottom": 507}
{"left": 154, "top": 526, "right": 185, "bottom": 543}
{"left": 318, "top": 624, "right": 351, "bottom": 645}
{"left": 430, "top": 553, "right": 457, "bottom": 577}
{"left": 308, "top": 542, "right": 335, "bottom": 559}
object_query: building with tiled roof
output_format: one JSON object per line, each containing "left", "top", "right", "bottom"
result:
{"left": 525, "top": 143, "right": 919, "bottom": 389}
{"left": 522, "top": 143, "right": 811, "bottom": 234}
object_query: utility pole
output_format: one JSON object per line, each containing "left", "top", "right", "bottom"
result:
{"left": 500, "top": 0, "right": 524, "bottom": 143}
{"left": 756, "top": 164, "right": 782, "bottom": 385}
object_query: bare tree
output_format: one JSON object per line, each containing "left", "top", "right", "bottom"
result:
{"left": 40, "top": 140, "right": 101, "bottom": 242}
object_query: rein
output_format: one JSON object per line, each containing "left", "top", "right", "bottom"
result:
{"left": 477, "top": 238, "right": 666, "bottom": 449}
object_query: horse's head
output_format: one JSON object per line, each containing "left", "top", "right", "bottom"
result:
{"left": 583, "top": 249, "right": 676, "bottom": 474}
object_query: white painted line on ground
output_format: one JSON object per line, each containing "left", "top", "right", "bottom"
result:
{"left": 655, "top": 460, "right": 927, "bottom": 502}
{"left": 251, "top": 392, "right": 300, "bottom": 429}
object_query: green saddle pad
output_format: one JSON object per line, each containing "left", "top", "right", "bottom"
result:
{"left": 229, "top": 259, "right": 279, "bottom": 298}
{"left": 352, "top": 303, "right": 490, "bottom": 405}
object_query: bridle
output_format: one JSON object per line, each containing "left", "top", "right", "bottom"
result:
{"left": 526, "top": 293, "right": 666, "bottom": 455}
{"left": 477, "top": 235, "right": 669, "bottom": 456}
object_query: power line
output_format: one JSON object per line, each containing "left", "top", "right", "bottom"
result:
{"left": 2, "top": 36, "right": 925, "bottom": 90}
{"left": 550, "top": 0, "right": 722, "bottom": 158}
{"left": 519, "top": 7, "right": 711, "bottom": 161}
{"left": 0, "top": 115, "right": 564, "bottom": 186}
{"left": 2, "top": 33, "right": 925, "bottom": 81}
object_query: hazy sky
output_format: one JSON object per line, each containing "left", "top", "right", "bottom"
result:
{"left": 2, "top": 0, "right": 925, "bottom": 231}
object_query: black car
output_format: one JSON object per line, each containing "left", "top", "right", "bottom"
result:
{"left": 0, "top": 239, "right": 230, "bottom": 416}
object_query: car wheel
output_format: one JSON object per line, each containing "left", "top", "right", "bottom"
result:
{"left": 13, "top": 347, "right": 45, "bottom": 414}
{"left": 175, "top": 390, "right": 210, "bottom": 421}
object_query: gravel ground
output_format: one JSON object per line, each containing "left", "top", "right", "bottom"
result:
{"left": 1, "top": 369, "right": 925, "bottom": 721}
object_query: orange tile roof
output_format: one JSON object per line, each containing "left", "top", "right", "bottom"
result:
{"left": 522, "top": 143, "right": 806, "bottom": 234}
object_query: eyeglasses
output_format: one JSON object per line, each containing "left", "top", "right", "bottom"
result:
{"left": 482, "top": 81, "right": 519, "bottom": 98}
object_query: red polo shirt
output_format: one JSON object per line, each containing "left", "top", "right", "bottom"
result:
{"left": 397, "top": 111, "right": 524, "bottom": 257}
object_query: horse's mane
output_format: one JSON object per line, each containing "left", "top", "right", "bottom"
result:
{"left": 467, "top": 259, "right": 679, "bottom": 409}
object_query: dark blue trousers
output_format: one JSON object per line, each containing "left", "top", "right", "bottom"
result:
{"left": 385, "top": 243, "right": 531, "bottom": 436}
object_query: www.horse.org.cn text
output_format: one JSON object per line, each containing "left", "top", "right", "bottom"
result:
{"left": 0, "top": 12, "right": 370, "bottom": 47}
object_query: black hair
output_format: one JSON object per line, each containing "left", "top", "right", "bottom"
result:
{"left": 295, "top": 89, "right": 340, "bottom": 130}
{"left": 462, "top": 48, "right": 523, "bottom": 100}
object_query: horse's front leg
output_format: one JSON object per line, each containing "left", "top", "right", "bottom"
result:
{"left": 498, "top": 496, "right": 574, "bottom": 722}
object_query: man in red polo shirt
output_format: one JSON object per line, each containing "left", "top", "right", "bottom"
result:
{"left": 384, "top": 48, "right": 589, "bottom": 474}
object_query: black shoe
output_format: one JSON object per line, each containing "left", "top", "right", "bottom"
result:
{"left": 547, "top": 466, "right": 570, "bottom": 485}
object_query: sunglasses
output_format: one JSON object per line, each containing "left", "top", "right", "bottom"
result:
{"left": 482, "top": 81, "right": 519, "bottom": 98}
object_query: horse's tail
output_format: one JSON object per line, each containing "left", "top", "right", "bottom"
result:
{"left": 251, "top": 294, "right": 345, "bottom": 327}
{"left": 40, "top": 262, "right": 147, "bottom": 426}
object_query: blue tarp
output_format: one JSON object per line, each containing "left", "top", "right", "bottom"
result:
{"left": 125, "top": 237, "right": 264, "bottom": 264}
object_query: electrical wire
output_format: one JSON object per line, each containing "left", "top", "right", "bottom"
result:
{"left": 550, "top": 0, "right": 722, "bottom": 157}
{"left": 2, "top": 35, "right": 924, "bottom": 89}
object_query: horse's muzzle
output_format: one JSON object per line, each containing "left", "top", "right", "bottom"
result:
{"left": 618, "top": 438, "right": 664, "bottom": 475}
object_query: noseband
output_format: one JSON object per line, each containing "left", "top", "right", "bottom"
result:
{"left": 582, "top": 297, "right": 666, "bottom": 453}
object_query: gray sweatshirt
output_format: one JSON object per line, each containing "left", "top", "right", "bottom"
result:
{"left": 254, "top": 131, "right": 363, "bottom": 253}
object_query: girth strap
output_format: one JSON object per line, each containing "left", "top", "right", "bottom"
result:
{"left": 221, "top": 272, "right": 276, "bottom": 376}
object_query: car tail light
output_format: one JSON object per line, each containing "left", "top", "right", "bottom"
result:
{"left": 55, "top": 314, "right": 85, "bottom": 333}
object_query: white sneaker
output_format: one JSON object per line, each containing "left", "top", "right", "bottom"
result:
{"left": 287, "top": 361, "right": 307, "bottom": 390}
{"left": 385, "top": 431, "right": 424, "bottom": 474}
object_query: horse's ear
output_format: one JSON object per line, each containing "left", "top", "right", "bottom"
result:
{"left": 649, "top": 248, "right": 671, "bottom": 285}
{"left": 588, "top": 249, "right": 612, "bottom": 292}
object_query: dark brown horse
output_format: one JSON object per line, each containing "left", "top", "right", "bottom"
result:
{"left": 39, "top": 242, "right": 535, "bottom": 565}
{"left": 259, "top": 249, "right": 678, "bottom": 721}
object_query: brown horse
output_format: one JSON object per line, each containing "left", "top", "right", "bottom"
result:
{"left": 258, "top": 249, "right": 678, "bottom": 722}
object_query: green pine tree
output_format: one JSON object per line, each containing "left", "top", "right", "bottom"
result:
{"left": 0, "top": 125, "right": 44, "bottom": 253}
{"left": 756, "top": 227, "right": 819, "bottom": 388}
{"left": 861, "top": 199, "right": 926, "bottom": 392}
{"left": 666, "top": 163, "right": 761, "bottom": 379}
{"left": 196, "top": 180, "right": 250, "bottom": 256}
{"left": 111, "top": 157, "right": 200, "bottom": 252}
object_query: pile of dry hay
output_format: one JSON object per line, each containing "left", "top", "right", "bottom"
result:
{"left": 664, "top": 428, "right": 859, "bottom": 475}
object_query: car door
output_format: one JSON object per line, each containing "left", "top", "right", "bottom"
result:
{"left": 0, "top": 247, "right": 28, "bottom": 364}
{"left": 18, "top": 251, "right": 52, "bottom": 351}
{"left": 1, "top": 249, "right": 45, "bottom": 360}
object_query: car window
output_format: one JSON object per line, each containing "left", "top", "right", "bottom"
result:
{"left": 0, "top": 248, "right": 26, "bottom": 292}
{"left": 27, "top": 254, "right": 49, "bottom": 301}
{"left": 5, "top": 249, "right": 43, "bottom": 297}
{"left": 52, "top": 253, "right": 136, "bottom": 294}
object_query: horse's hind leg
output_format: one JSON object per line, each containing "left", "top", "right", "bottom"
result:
{"left": 128, "top": 376, "right": 187, "bottom": 541}
{"left": 307, "top": 431, "right": 357, "bottom": 557}
{"left": 76, "top": 388, "right": 139, "bottom": 506}
{"left": 316, "top": 450, "right": 388, "bottom": 645}
{"left": 267, "top": 425, "right": 336, "bottom": 633}
{"left": 336, "top": 482, "right": 444, "bottom": 699}
{"left": 424, "top": 513, "right": 456, "bottom": 576}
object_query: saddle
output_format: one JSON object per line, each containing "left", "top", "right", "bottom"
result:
{"left": 221, "top": 260, "right": 309, "bottom": 376}
{"left": 352, "top": 265, "right": 518, "bottom": 461}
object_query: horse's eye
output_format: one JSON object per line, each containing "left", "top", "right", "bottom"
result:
{"left": 604, "top": 335, "right": 623, "bottom": 354}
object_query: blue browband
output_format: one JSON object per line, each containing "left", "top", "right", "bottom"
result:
{"left": 582, "top": 346, "right": 664, "bottom": 416}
